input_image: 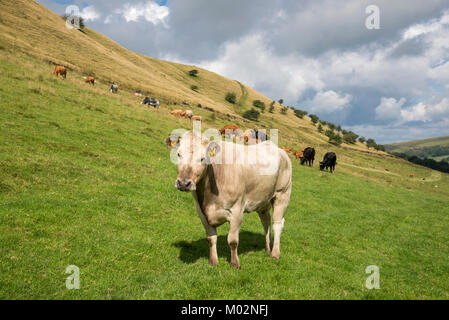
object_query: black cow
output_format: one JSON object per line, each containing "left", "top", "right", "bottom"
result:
{"left": 300, "top": 147, "right": 315, "bottom": 166}
{"left": 320, "top": 152, "right": 337, "bottom": 173}
{"left": 142, "top": 97, "right": 160, "bottom": 109}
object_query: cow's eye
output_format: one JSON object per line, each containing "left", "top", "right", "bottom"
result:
{"left": 201, "top": 157, "right": 205, "bottom": 163}
{"left": 178, "top": 152, "right": 181, "bottom": 158}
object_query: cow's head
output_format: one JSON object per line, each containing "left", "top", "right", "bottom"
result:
{"left": 165, "top": 131, "right": 221, "bottom": 192}
{"left": 319, "top": 162, "right": 325, "bottom": 171}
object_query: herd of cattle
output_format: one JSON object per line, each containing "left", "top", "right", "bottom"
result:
{"left": 53, "top": 64, "right": 342, "bottom": 268}
{"left": 217, "top": 125, "right": 338, "bottom": 173}
{"left": 52, "top": 65, "right": 160, "bottom": 109}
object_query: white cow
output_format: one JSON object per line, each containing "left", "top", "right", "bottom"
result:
{"left": 166, "top": 131, "right": 292, "bottom": 268}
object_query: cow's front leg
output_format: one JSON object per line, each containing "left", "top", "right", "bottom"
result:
{"left": 228, "top": 211, "right": 243, "bottom": 269}
{"left": 194, "top": 200, "right": 219, "bottom": 266}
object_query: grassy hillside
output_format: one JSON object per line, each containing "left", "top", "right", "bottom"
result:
{"left": 1, "top": 0, "right": 449, "bottom": 299}
{"left": 386, "top": 136, "right": 449, "bottom": 162}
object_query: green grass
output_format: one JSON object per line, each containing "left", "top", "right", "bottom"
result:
{"left": 1, "top": 51, "right": 449, "bottom": 299}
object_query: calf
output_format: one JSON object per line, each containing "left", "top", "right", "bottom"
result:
{"left": 165, "top": 131, "right": 292, "bottom": 268}
{"left": 320, "top": 152, "right": 337, "bottom": 173}
{"left": 300, "top": 147, "right": 315, "bottom": 166}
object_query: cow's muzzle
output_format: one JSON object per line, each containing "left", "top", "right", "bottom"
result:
{"left": 175, "top": 179, "right": 195, "bottom": 192}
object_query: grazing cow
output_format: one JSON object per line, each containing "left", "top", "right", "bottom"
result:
{"left": 84, "top": 77, "right": 95, "bottom": 85}
{"left": 170, "top": 109, "right": 185, "bottom": 116}
{"left": 110, "top": 83, "right": 118, "bottom": 93}
{"left": 320, "top": 152, "right": 337, "bottom": 173}
{"left": 142, "top": 97, "right": 160, "bottom": 109}
{"left": 300, "top": 147, "right": 315, "bottom": 166}
{"left": 294, "top": 148, "right": 305, "bottom": 162}
{"left": 192, "top": 115, "right": 202, "bottom": 121}
{"left": 52, "top": 66, "right": 67, "bottom": 79}
{"left": 184, "top": 110, "right": 194, "bottom": 119}
{"left": 165, "top": 131, "right": 292, "bottom": 268}
{"left": 281, "top": 147, "right": 291, "bottom": 154}
{"left": 220, "top": 125, "right": 242, "bottom": 140}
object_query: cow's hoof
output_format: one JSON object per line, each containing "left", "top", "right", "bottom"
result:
{"left": 209, "top": 259, "right": 219, "bottom": 267}
{"left": 271, "top": 252, "right": 280, "bottom": 260}
{"left": 230, "top": 261, "right": 241, "bottom": 269}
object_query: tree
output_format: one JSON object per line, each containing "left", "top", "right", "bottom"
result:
{"left": 366, "top": 138, "right": 377, "bottom": 149}
{"left": 309, "top": 114, "right": 319, "bottom": 125}
{"left": 325, "top": 129, "right": 334, "bottom": 137}
{"left": 358, "top": 136, "right": 366, "bottom": 144}
{"left": 269, "top": 105, "right": 275, "bottom": 113}
{"left": 329, "top": 133, "right": 343, "bottom": 146}
{"left": 328, "top": 122, "right": 336, "bottom": 131}
{"left": 317, "top": 124, "right": 324, "bottom": 133}
{"left": 319, "top": 120, "right": 328, "bottom": 126}
{"left": 281, "top": 106, "right": 288, "bottom": 115}
{"left": 336, "top": 125, "right": 342, "bottom": 132}
{"left": 294, "top": 109, "right": 307, "bottom": 119}
{"left": 188, "top": 69, "right": 199, "bottom": 77}
{"left": 252, "top": 100, "right": 266, "bottom": 112}
{"left": 225, "top": 92, "right": 237, "bottom": 104}
{"left": 375, "top": 144, "right": 386, "bottom": 151}
{"left": 343, "top": 131, "right": 359, "bottom": 144}
{"left": 242, "top": 108, "right": 260, "bottom": 121}
{"left": 278, "top": 99, "right": 284, "bottom": 105}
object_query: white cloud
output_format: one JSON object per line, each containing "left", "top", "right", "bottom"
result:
{"left": 402, "top": 10, "right": 449, "bottom": 40}
{"left": 120, "top": 1, "right": 169, "bottom": 27}
{"left": 375, "top": 97, "right": 407, "bottom": 121}
{"left": 307, "top": 90, "right": 352, "bottom": 114}
{"left": 80, "top": 6, "right": 100, "bottom": 22}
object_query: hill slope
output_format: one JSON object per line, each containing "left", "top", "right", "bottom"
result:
{"left": 386, "top": 136, "right": 449, "bottom": 162}
{"left": 1, "top": 0, "right": 449, "bottom": 299}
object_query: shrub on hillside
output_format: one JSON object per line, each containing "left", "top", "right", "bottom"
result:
{"left": 294, "top": 109, "right": 307, "bottom": 119}
{"left": 343, "top": 131, "right": 359, "bottom": 144}
{"left": 309, "top": 114, "right": 319, "bottom": 125}
{"left": 242, "top": 108, "right": 260, "bottom": 121}
{"left": 317, "top": 124, "right": 323, "bottom": 133}
{"left": 280, "top": 106, "right": 288, "bottom": 115}
{"left": 190, "top": 85, "right": 199, "bottom": 92}
{"left": 358, "top": 136, "right": 366, "bottom": 144}
{"left": 329, "top": 133, "right": 343, "bottom": 146}
{"left": 225, "top": 92, "right": 237, "bottom": 104}
{"left": 366, "top": 138, "right": 377, "bottom": 149}
{"left": 252, "top": 100, "right": 266, "bottom": 112}
{"left": 188, "top": 69, "right": 199, "bottom": 77}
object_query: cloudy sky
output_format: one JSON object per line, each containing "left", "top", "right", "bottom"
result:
{"left": 38, "top": 0, "right": 449, "bottom": 144}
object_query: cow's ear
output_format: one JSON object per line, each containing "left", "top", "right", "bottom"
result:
{"left": 207, "top": 141, "right": 221, "bottom": 158}
{"left": 165, "top": 136, "right": 180, "bottom": 149}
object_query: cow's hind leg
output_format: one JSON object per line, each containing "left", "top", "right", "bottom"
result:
{"left": 271, "top": 189, "right": 291, "bottom": 259}
{"left": 258, "top": 206, "right": 272, "bottom": 255}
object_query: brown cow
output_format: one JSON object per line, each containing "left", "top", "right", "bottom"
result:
{"left": 52, "top": 66, "right": 67, "bottom": 79}
{"left": 85, "top": 77, "right": 95, "bottom": 85}
{"left": 219, "top": 125, "right": 241, "bottom": 136}
{"left": 170, "top": 110, "right": 185, "bottom": 117}
{"left": 281, "top": 147, "right": 291, "bottom": 154}
{"left": 294, "top": 148, "right": 305, "bottom": 161}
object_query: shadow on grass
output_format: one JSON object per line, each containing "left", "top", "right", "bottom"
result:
{"left": 173, "top": 231, "right": 266, "bottom": 264}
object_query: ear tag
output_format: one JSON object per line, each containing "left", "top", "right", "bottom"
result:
{"left": 170, "top": 140, "right": 177, "bottom": 147}
{"left": 209, "top": 148, "right": 215, "bottom": 157}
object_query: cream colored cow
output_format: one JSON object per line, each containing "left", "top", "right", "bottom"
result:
{"left": 165, "top": 131, "right": 292, "bottom": 269}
